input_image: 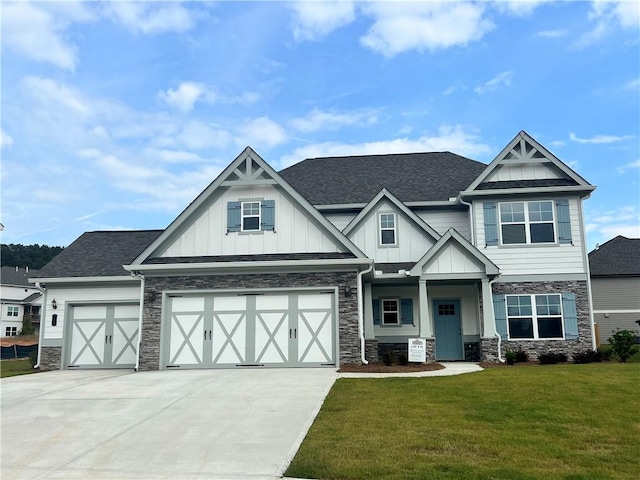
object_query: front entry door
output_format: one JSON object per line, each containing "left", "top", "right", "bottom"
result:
{"left": 434, "top": 300, "right": 463, "bottom": 360}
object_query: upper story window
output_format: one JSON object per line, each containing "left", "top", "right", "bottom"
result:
{"left": 379, "top": 213, "right": 396, "bottom": 246}
{"left": 241, "top": 202, "right": 261, "bottom": 231}
{"left": 381, "top": 299, "right": 400, "bottom": 325}
{"left": 500, "top": 201, "right": 555, "bottom": 245}
{"left": 7, "top": 306, "right": 19, "bottom": 317}
{"left": 507, "top": 294, "right": 564, "bottom": 339}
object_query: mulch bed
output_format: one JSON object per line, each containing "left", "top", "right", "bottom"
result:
{"left": 339, "top": 362, "right": 445, "bottom": 373}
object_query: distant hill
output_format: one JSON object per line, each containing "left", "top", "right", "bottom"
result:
{"left": 1, "top": 244, "right": 64, "bottom": 270}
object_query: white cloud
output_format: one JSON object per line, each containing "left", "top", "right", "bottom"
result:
{"left": 290, "top": 108, "right": 378, "bottom": 133}
{"left": 569, "top": 132, "right": 635, "bottom": 144}
{"left": 237, "top": 117, "right": 287, "bottom": 149}
{"left": 537, "top": 29, "right": 567, "bottom": 38}
{"left": 617, "top": 159, "right": 640, "bottom": 173}
{"left": 280, "top": 124, "right": 492, "bottom": 167}
{"left": 292, "top": 1, "right": 355, "bottom": 40}
{"left": 549, "top": 140, "right": 567, "bottom": 148}
{"left": 1, "top": 2, "right": 94, "bottom": 70}
{"left": 575, "top": 0, "right": 640, "bottom": 48}
{"left": 587, "top": 205, "right": 640, "bottom": 243}
{"left": 176, "top": 121, "right": 233, "bottom": 150}
{"left": 360, "top": 2, "right": 494, "bottom": 56}
{"left": 442, "top": 86, "right": 457, "bottom": 96}
{"left": 492, "top": 0, "right": 554, "bottom": 17}
{"left": 74, "top": 211, "right": 102, "bottom": 222}
{"left": 105, "top": 2, "right": 197, "bottom": 34}
{"left": 1, "top": 129, "right": 14, "bottom": 148}
{"left": 474, "top": 71, "right": 513, "bottom": 94}
{"left": 626, "top": 77, "right": 640, "bottom": 89}
{"left": 159, "top": 82, "right": 209, "bottom": 113}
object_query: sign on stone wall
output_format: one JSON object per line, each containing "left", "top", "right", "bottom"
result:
{"left": 408, "top": 338, "right": 426, "bottom": 363}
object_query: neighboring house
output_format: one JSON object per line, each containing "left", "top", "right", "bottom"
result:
{"left": 589, "top": 236, "right": 640, "bottom": 345}
{"left": 1, "top": 266, "right": 42, "bottom": 337}
{"left": 32, "top": 131, "right": 597, "bottom": 371}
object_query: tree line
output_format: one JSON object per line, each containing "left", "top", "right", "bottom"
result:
{"left": 1, "top": 244, "right": 64, "bottom": 270}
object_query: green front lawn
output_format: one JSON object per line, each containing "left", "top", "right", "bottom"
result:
{"left": 1, "top": 359, "right": 38, "bottom": 378}
{"left": 287, "top": 363, "right": 639, "bottom": 480}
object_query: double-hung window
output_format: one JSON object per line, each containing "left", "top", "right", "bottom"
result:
{"left": 507, "top": 294, "right": 563, "bottom": 339}
{"left": 381, "top": 299, "right": 400, "bottom": 325}
{"left": 500, "top": 201, "right": 555, "bottom": 244}
{"left": 5, "top": 326, "right": 17, "bottom": 336}
{"left": 7, "top": 306, "right": 19, "bottom": 317}
{"left": 241, "top": 201, "right": 261, "bottom": 232}
{"left": 379, "top": 213, "right": 396, "bottom": 246}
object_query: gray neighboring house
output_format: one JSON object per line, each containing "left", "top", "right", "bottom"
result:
{"left": 1, "top": 266, "right": 42, "bottom": 337}
{"left": 589, "top": 236, "right": 640, "bottom": 345}
{"left": 31, "top": 131, "right": 598, "bottom": 371}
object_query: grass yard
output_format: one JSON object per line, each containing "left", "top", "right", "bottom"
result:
{"left": 1, "top": 359, "right": 37, "bottom": 378}
{"left": 286, "top": 363, "right": 640, "bottom": 480}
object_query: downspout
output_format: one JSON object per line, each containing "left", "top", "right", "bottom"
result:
{"left": 133, "top": 272, "right": 145, "bottom": 372}
{"left": 579, "top": 194, "right": 597, "bottom": 350}
{"left": 487, "top": 277, "right": 505, "bottom": 363}
{"left": 357, "top": 262, "right": 374, "bottom": 364}
{"left": 33, "top": 282, "right": 45, "bottom": 369}
{"left": 459, "top": 197, "right": 475, "bottom": 246}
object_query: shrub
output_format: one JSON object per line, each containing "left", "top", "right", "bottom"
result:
{"left": 20, "top": 316, "right": 35, "bottom": 336}
{"left": 382, "top": 350, "right": 395, "bottom": 366}
{"left": 608, "top": 329, "right": 639, "bottom": 362}
{"left": 505, "top": 349, "right": 516, "bottom": 365}
{"left": 539, "top": 352, "right": 568, "bottom": 365}
{"left": 398, "top": 353, "right": 408, "bottom": 366}
{"left": 573, "top": 350, "right": 603, "bottom": 364}
{"left": 598, "top": 346, "right": 613, "bottom": 361}
{"left": 28, "top": 350, "right": 38, "bottom": 368}
{"left": 515, "top": 349, "right": 529, "bottom": 363}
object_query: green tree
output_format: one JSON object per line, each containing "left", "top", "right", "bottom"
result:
{"left": 608, "top": 329, "right": 639, "bottom": 363}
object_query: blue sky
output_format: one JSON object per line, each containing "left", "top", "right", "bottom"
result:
{"left": 1, "top": 0, "right": 638, "bottom": 250}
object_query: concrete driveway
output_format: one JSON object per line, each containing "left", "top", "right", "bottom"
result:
{"left": 1, "top": 368, "right": 337, "bottom": 479}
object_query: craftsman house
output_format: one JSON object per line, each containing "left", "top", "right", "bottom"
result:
{"left": 32, "top": 131, "right": 596, "bottom": 370}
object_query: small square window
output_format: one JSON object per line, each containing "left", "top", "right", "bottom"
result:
{"left": 381, "top": 299, "right": 399, "bottom": 325}
{"left": 242, "top": 202, "right": 261, "bottom": 231}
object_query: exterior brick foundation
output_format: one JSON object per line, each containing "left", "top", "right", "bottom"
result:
{"left": 140, "top": 271, "right": 361, "bottom": 371}
{"left": 364, "top": 339, "right": 379, "bottom": 363}
{"left": 39, "top": 346, "right": 62, "bottom": 371}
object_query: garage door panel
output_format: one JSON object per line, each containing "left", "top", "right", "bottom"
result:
{"left": 170, "top": 313, "right": 204, "bottom": 365}
{"left": 70, "top": 321, "right": 106, "bottom": 365}
{"left": 298, "top": 311, "right": 332, "bottom": 363}
{"left": 73, "top": 306, "right": 108, "bottom": 320}
{"left": 111, "top": 318, "right": 139, "bottom": 366}
{"left": 255, "top": 312, "right": 289, "bottom": 364}
{"left": 212, "top": 313, "right": 246, "bottom": 364}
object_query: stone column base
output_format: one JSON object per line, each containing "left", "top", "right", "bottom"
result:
{"left": 364, "top": 339, "right": 379, "bottom": 363}
{"left": 39, "top": 346, "right": 62, "bottom": 371}
{"left": 480, "top": 337, "right": 500, "bottom": 363}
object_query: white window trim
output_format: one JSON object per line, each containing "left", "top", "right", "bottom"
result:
{"left": 241, "top": 201, "right": 261, "bottom": 232}
{"left": 7, "top": 306, "right": 19, "bottom": 317}
{"left": 380, "top": 298, "right": 400, "bottom": 326}
{"left": 506, "top": 293, "right": 565, "bottom": 340}
{"left": 378, "top": 212, "right": 397, "bottom": 247}
{"left": 499, "top": 201, "right": 556, "bottom": 245}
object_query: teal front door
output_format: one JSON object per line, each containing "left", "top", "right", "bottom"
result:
{"left": 434, "top": 300, "right": 463, "bottom": 360}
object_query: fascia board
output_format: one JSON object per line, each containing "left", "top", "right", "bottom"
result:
{"left": 465, "top": 133, "right": 523, "bottom": 192}
{"left": 29, "top": 276, "right": 137, "bottom": 284}
{"left": 460, "top": 185, "right": 596, "bottom": 198}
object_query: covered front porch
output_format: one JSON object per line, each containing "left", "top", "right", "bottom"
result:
{"left": 361, "top": 229, "right": 500, "bottom": 363}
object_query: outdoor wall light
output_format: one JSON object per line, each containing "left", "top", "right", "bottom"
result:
{"left": 51, "top": 299, "right": 57, "bottom": 310}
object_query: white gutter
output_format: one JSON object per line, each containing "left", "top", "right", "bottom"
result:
{"left": 133, "top": 272, "right": 145, "bottom": 371}
{"left": 580, "top": 194, "right": 598, "bottom": 350}
{"left": 33, "top": 282, "right": 45, "bottom": 369}
{"left": 357, "top": 262, "right": 374, "bottom": 365}
{"left": 458, "top": 197, "right": 475, "bottom": 246}
{"left": 124, "top": 258, "right": 370, "bottom": 272}
{"left": 487, "top": 277, "right": 505, "bottom": 363}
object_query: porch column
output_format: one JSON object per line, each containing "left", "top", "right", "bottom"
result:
{"left": 363, "top": 282, "right": 375, "bottom": 339}
{"left": 418, "top": 279, "right": 433, "bottom": 338}
{"left": 481, "top": 278, "right": 497, "bottom": 337}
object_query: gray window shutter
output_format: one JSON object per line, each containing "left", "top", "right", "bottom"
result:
{"left": 493, "top": 294, "right": 508, "bottom": 339}
{"left": 372, "top": 300, "right": 380, "bottom": 326}
{"left": 227, "top": 201, "right": 241, "bottom": 233}
{"left": 261, "top": 200, "right": 275, "bottom": 231}
{"left": 556, "top": 199, "right": 572, "bottom": 244}
{"left": 484, "top": 202, "right": 499, "bottom": 246}
{"left": 562, "top": 293, "right": 579, "bottom": 340}
{"left": 401, "top": 299, "right": 414, "bottom": 325}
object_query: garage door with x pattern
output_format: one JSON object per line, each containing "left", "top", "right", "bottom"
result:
{"left": 65, "top": 304, "right": 139, "bottom": 369}
{"left": 164, "top": 291, "right": 336, "bottom": 369}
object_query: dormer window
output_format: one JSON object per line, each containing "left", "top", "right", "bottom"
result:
{"left": 379, "top": 213, "right": 396, "bottom": 246}
{"left": 241, "top": 202, "right": 261, "bottom": 231}
{"left": 500, "top": 201, "right": 555, "bottom": 245}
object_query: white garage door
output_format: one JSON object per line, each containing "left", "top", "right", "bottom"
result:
{"left": 65, "top": 304, "right": 139, "bottom": 369}
{"left": 164, "top": 291, "right": 336, "bottom": 369}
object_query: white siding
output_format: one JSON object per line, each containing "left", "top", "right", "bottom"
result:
{"left": 372, "top": 285, "right": 418, "bottom": 337}
{"left": 416, "top": 209, "right": 471, "bottom": 241}
{"left": 486, "top": 163, "right": 562, "bottom": 182}
{"left": 592, "top": 277, "right": 640, "bottom": 311}
{"left": 0, "top": 284, "right": 40, "bottom": 301}
{"left": 474, "top": 197, "right": 586, "bottom": 276}
{"left": 43, "top": 285, "right": 140, "bottom": 340}
{"left": 323, "top": 212, "right": 357, "bottom": 231}
{"left": 159, "top": 185, "right": 344, "bottom": 257}
{"left": 348, "top": 200, "right": 435, "bottom": 263}
{"left": 423, "top": 243, "right": 484, "bottom": 275}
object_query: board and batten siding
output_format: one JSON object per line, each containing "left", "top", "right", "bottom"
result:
{"left": 591, "top": 277, "right": 640, "bottom": 311}
{"left": 348, "top": 200, "right": 435, "bottom": 263}
{"left": 423, "top": 242, "right": 484, "bottom": 276}
{"left": 416, "top": 209, "right": 471, "bottom": 241}
{"left": 323, "top": 212, "right": 357, "bottom": 232}
{"left": 43, "top": 285, "right": 140, "bottom": 340}
{"left": 474, "top": 197, "right": 586, "bottom": 276}
{"left": 485, "top": 163, "right": 562, "bottom": 182}
{"left": 159, "top": 185, "right": 345, "bottom": 257}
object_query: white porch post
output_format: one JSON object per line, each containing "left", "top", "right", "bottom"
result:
{"left": 419, "top": 279, "right": 433, "bottom": 338}
{"left": 363, "top": 282, "right": 375, "bottom": 339}
{"left": 481, "top": 278, "right": 497, "bottom": 337}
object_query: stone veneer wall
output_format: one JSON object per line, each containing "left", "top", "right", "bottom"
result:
{"left": 364, "top": 339, "right": 379, "bottom": 363}
{"left": 464, "top": 342, "right": 480, "bottom": 362}
{"left": 39, "top": 346, "right": 62, "bottom": 371}
{"left": 482, "top": 280, "right": 592, "bottom": 362}
{"left": 139, "top": 271, "right": 360, "bottom": 371}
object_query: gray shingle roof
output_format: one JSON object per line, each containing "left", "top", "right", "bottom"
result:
{"left": 1, "top": 266, "right": 40, "bottom": 286}
{"left": 279, "top": 152, "right": 487, "bottom": 205}
{"left": 33, "top": 230, "right": 163, "bottom": 278}
{"left": 589, "top": 236, "right": 640, "bottom": 277}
